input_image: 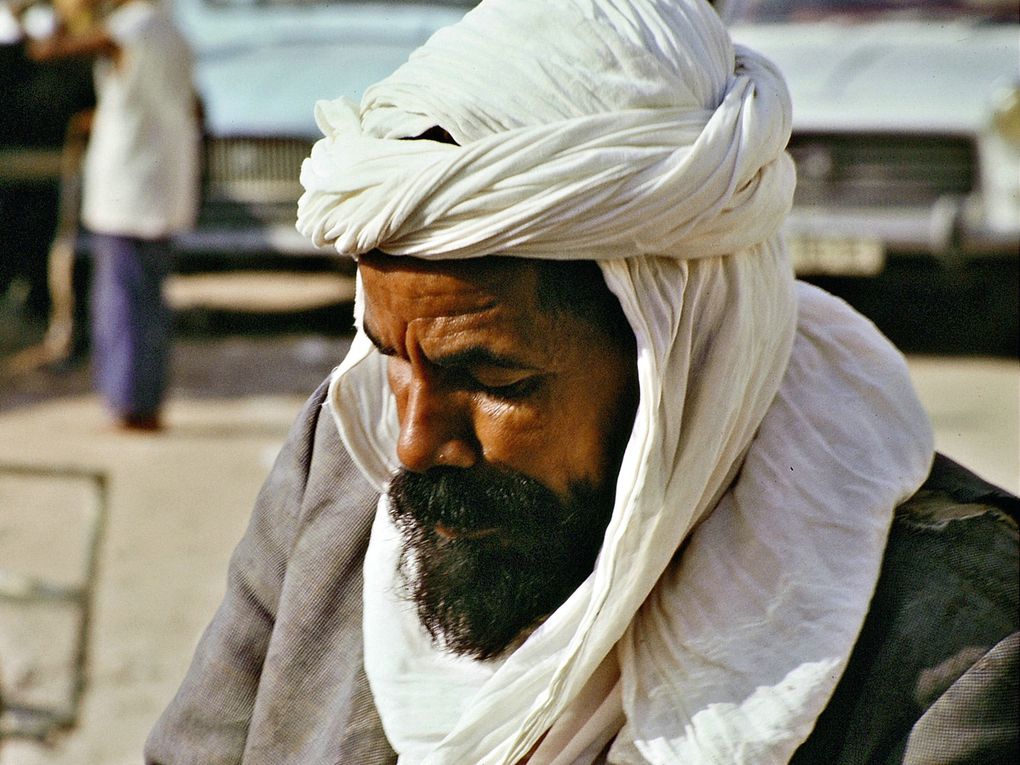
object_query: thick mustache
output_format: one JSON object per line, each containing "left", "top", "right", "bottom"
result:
{"left": 388, "top": 466, "right": 614, "bottom": 659}
{"left": 388, "top": 466, "right": 570, "bottom": 535}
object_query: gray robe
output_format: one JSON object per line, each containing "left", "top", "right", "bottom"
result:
{"left": 146, "top": 381, "right": 1019, "bottom": 764}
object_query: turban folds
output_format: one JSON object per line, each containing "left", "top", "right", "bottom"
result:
{"left": 297, "top": 0, "right": 794, "bottom": 261}
{"left": 297, "top": 1, "right": 934, "bottom": 763}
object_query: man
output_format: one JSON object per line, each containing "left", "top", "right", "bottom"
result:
{"left": 147, "top": 0, "right": 1017, "bottom": 762}
{"left": 27, "top": 0, "right": 199, "bottom": 430}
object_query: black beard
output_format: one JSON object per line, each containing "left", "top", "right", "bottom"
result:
{"left": 387, "top": 466, "right": 614, "bottom": 661}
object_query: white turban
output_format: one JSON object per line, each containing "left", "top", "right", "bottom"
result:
{"left": 297, "top": 1, "right": 934, "bottom": 763}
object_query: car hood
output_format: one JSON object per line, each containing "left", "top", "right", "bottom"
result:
{"left": 173, "top": 1, "right": 471, "bottom": 137}
{"left": 730, "top": 19, "right": 1018, "bottom": 135}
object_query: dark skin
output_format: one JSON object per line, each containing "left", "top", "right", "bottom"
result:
{"left": 26, "top": 26, "right": 118, "bottom": 62}
{"left": 22, "top": 0, "right": 120, "bottom": 65}
{"left": 360, "top": 252, "right": 638, "bottom": 506}
{"left": 362, "top": 255, "right": 637, "bottom": 763}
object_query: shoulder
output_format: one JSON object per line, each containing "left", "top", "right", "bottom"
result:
{"left": 144, "top": 379, "right": 379, "bottom": 762}
{"left": 259, "top": 376, "right": 373, "bottom": 523}
{"left": 241, "top": 377, "right": 374, "bottom": 564}
{"left": 795, "top": 455, "right": 1018, "bottom": 763}
{"left": 878, "top": 454, "right": 1018, "bottom": 642}
{"left": 299, "top": 377, "right": 379, "bottom": 530}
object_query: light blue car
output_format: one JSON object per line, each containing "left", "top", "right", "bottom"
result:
{"left": 720, "top": 0, "right": 1019, "bottom": 276}
{"left": 171, "top": 0, "right": 477, "bottom": 259}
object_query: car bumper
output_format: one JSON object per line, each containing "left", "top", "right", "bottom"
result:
{"left": 784, "top": 201, "right": 1018, "bottom": 272}
{"left": 171, "top": 224, "right": 331, "bottom": 259}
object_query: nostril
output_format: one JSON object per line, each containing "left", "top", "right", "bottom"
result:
{"left": 435, "top": 440, "right": 477, "bottom": 469}
{"left": 396, "top": 377, "right": 478, "bottom": 472}
{"left": 397, "top": 431, "right": 477, "bottom": 473}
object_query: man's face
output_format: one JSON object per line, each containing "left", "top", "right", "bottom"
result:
{"left": 360, "top": 254, "right": 637, "bottom": 659}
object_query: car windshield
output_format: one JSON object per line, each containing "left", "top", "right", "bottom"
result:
{"left": 730, "top": 0, "right": 1018, "bottom": 23}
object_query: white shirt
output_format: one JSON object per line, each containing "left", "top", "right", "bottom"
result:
{"left": 81, "top": 0, "right": 199, "bottom": 238}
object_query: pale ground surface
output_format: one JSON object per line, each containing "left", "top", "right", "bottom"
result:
{"left": 163, "top": 272, "right": 357, "bottom": 313}
{"left": 908, "top": 355, "right": 1019, "bottom": 495}
{"left": 0, "top": 325, "right": 354, "bottom": 765}
{"left": 0, "top": 329, "right": 1016, "bottom": 763}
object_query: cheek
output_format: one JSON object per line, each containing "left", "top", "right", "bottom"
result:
{"left": 542, "top": 356, "right": 636, "bottom": 486}
{"left": 472, "top": 397, "right": 550, "bottom": 463}
{"left": 471, "top": 387, "right": 615, "bottom": 494}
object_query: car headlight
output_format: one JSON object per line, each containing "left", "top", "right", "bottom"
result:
{"left": 992, "top": 85, "right": 1020, "bottom": 147}
{"left": 978, "top": 84, "right": 1020, "bottom": 235}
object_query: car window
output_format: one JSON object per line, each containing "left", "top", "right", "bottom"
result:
{"left": 729, "top": 0, "right": 1018, "bottom": 23}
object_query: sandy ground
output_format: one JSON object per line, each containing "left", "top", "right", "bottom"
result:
{"left": 908, "top": 355, "right": 1019, "bottom": 495}
{"left": 0, "top": 310, "right": 1016, "bottom": 762}
{"left": 0, "top": 326, "right": 353, "bottom": 764}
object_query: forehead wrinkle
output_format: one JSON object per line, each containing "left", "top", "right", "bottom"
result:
{"left": 361, "top": 257, "right": 559, "bottom": 365}
{"left": 408, "top": 303, "right": 547, "bottom": 368}
{"left": 362, "top": 279, "right": 496, "bottom": 350}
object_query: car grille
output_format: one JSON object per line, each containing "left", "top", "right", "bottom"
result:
{"left": 195, "top": 134, "right": 977, "bottom": 224}
{"left": 199, "top": 136, "right": 314, "bottom": 226}
{"left": 789, "top": 133, "right": 976, "bottom": 208}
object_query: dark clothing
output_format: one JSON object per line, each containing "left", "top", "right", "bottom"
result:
{"left": 791, "top": 453, "right": 1018, "bottom": 765}
{"left": 89, "top": 232, "right": 172, "bottom": 420}
{"left": 146, "top": 381, "right": 1019, "bottom": 764}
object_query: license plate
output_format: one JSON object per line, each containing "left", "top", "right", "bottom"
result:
{"left": 787, "top": 235, "right": 886, "bottom": 277}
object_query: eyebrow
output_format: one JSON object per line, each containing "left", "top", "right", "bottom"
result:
{"left": 432, "top": 347, "right": 536, "bottom": 371}
{"left": 363, "top": 322, "right": 537, "bottom": 371}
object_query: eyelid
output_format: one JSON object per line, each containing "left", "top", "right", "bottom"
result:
{"left": 470, "top": 367, "right": 539, "bottom": 387}
{"left": 470, "top": 370, "right": 545, "bottom": 399}
{"left": 367, "top": 321, "right": 543, "bottom": 395}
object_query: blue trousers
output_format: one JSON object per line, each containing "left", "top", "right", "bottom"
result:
{"left": 89, "top": 233, "right": 172, "bottom": 420}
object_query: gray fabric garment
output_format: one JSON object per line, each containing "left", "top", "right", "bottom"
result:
{"left": 145, "top": 384, "right": 1019, "bottom": 764}
{"left": 790, "top": 453, "right": 1019, "bottom": 764}
{"left": 145, "top": 381, "right": 391, "bottom": 764}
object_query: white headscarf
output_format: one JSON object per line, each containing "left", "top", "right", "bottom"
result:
{"left": 296, "top": 1, "right": 934, "bottom": 763}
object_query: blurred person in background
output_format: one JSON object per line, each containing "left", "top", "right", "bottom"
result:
{"left": 24, "top": 0, "right": 199, "bottom": 430}
{"left": 0, "top": 0, "right": 93, "bottom": 329}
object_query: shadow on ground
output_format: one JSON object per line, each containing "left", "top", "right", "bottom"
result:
{"left": 805, "top": 257, "right": 1018, "bottom": 358}
{"left": 0, "top": 302, "right": 356, "bottom": 413}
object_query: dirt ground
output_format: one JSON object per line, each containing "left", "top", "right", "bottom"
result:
{"left": 0, "top": 284, "right": 1016, "bottom": 763}
{"left": 0, "top": 283, "right": 356, "bottom": 763}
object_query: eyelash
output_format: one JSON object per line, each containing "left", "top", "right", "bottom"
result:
{"left": 468, "top": 375, "right": 542, "bottom": 400}
{"left": 384, "top": 356, "right": 542, "bottom": 401}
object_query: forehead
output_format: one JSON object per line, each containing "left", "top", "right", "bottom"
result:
{"left": 359, "top": 255, "right": 546, "bottom": 338}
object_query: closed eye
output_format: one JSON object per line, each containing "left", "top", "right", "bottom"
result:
{"left": 363, "top": 322, "right": 545, "bottom": 400}
{"left": 431, "top": 349, "right": 545, "bottom": 400}
{"left": 468, "top": 372, "right": 544, "bottom": 400}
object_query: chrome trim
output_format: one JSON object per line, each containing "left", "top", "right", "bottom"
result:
{"left": 783, "top": 201, "right": 1019, "bottom": 260}
{"left": 172, "top": 224, "right": 329, "bottom": 257}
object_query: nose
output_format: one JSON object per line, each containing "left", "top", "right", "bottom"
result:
{"left": 395, "top": 376, "right": 479, "bottom": 473}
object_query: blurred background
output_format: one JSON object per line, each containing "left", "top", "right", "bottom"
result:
{"left": 0, "top": 0, "right": 1017, "bottom": 762}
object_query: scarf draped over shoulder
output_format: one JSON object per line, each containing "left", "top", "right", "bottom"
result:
{"left": 295, "top": 1, "right": 934, "bottom": 763}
